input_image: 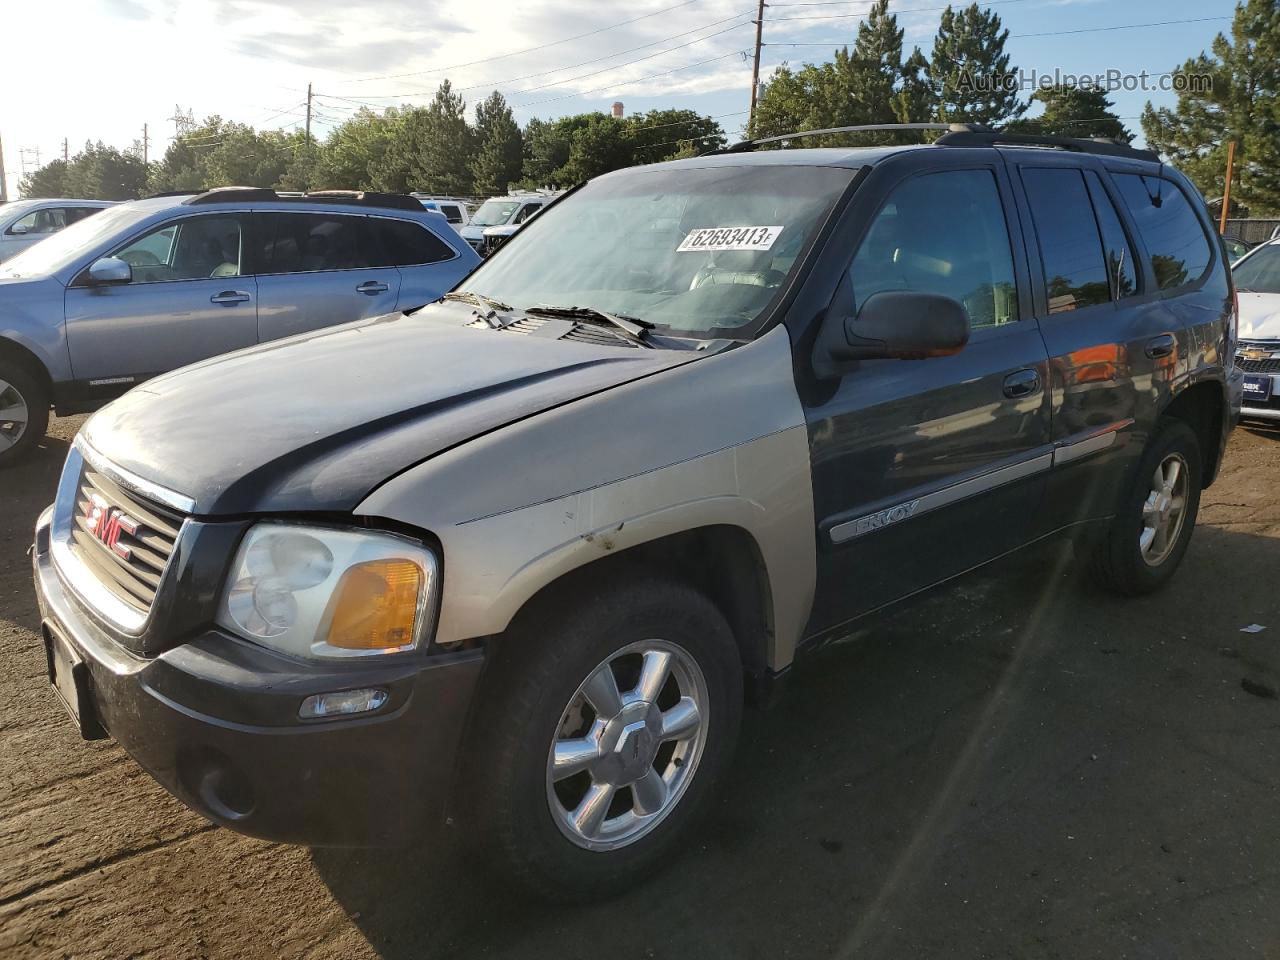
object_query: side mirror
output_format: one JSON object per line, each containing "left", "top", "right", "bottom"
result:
{"left": 88, "top": 256, "right": 132, "bottom": 285}
{"left": 834, "top": 290, "right": 970, "bottom": 361}
{"left": 9, "top": 223, "right": 29, "bottom": 235}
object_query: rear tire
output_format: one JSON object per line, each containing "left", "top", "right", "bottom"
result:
{"left": 1092, "top": 418, "right": 1202, "bottom": 595}
{"left": 465, "top": 577, "right": 743, "bottom": 902}
{"left": 0, "top": 360, "right": 49, "bottom": 468}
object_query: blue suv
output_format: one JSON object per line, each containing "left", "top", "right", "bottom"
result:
{"left": 0, "top": 188, "right": 479, "bottom": 464}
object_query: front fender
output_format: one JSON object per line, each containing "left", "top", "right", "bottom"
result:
{"left": 355, "top": 327, "right": 817, "bottom": 669}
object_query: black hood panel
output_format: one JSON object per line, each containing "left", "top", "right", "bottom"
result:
{"left": 83, "top": 307, "right": 694, "bottom": 515}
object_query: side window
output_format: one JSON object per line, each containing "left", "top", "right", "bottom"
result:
{"left": 1112, "top": 173, "right": 1213, "bottom": 291}
{"left": 1020, "top": 168, "right": 1110, "bottom": 314}
{"left": 849, "top": 168, "right": 1019, "bottom": 328}
{"left": 10, "top": 208, "right": 67, "bottom": 235}
{"left": 372, "top": 219, "right": 456, "bottom": 266}
{"left": 113, "top": 215, "right": 242, "bottom": 283}
{"left": 1083, "top": 171, "right": 1137, "bottom": 299}
{"left": 65, "top": 207, "right": 103, "bottom": 226}
{"left": 514, "top": 203, "right": 542, "bottom": 225}
{"left": 260, "top": 213, "right": 372, "bottom": 273}
{"left": 440, "top": 204, "right": 463, "bottom": 224}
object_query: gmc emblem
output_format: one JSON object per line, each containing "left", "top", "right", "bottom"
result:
{"left": 83, "top": 493, "right": 138, "bottom": 560}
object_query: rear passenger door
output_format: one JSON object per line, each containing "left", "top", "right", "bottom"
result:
{"left": 253, "top": 211, "right": 401, "bottom": 342}
{"left": 1008, "top": 157, "right": 1216, "bottom": 530}
{"left": 805, "top": 154, "right": 1052, "bottom": 634}
{"left": 369, "top": 215, "right": 469, "bottom": 310}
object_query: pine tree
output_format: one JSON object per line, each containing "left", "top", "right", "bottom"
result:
{"left": 470, "top": 92, "right": 523, "bottom": 196}
{"left": 1142, "top": 0, "right": 1280, "bottom": 215}
{"left": 1010, "top": 85, "right": 1132, "bottom": 141}
{"left": 927, "top": 3, "right": 1025, "bottom": 126}
{"left": 895, "top": 48, "right": 936, "bottom": 126}
{"left": 383, "top": 81, "right": 474, "bottom": 195}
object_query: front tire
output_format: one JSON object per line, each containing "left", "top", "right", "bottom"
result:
{"left": 466, "top": 577, "right": 743, "bottom": 901}
{"left": 0, "top": 361, "right": 49, "bottom": 467}
{"left": 1092, "top": 418, "right": 1202, "bottom": 595}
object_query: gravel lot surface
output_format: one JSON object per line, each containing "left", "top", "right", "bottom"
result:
{"left": 4, "top": 417, "right": 1280, "bottom": 959}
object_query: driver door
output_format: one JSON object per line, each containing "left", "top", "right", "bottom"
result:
{"left": 64, "top": 213, "right": 258, "bottom": 400}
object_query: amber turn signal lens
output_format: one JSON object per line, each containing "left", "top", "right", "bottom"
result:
{"left": 322, "top": 559, "right": 422, "bottom": 651}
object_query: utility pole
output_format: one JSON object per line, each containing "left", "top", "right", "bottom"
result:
{"left": 305, "top": 83, "right": 313, "bottom": 145}
{"left": 0, "top": 131, "right": 7, "bottom": 202}
{"left": 62, "top": 138, "right": 69, "bottom": 164}
{"left": 1219, "top": 140, "right": 1237, "bottom": 236}
{"left": 749, "top": 0, "right": 766, "bottom": 130}
{"left": 142, "top": 123, "right": 149, "bottom": 166}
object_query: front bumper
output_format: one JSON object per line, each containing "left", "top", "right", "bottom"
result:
{"left": 32, "top": 507, "right": 484, "bottom": 846}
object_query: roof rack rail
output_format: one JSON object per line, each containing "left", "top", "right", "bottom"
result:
{"left": 712, "top": 123, "right": 987, "bottom": 154}
{"left": 936, "top": 128, "right": 1159, "bottom": 162}
{"left": 709, "top": 122, "right": 1160, "bottom": 162}
{"left": 304, "top": 190, "right": 424, "bottom": 211}
{"left": 182, "top": 187, "right": 424, "bottom": 211}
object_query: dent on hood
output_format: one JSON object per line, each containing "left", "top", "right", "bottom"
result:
{"left": 1238, "top": 293, "right": 1280, "bottom": 340}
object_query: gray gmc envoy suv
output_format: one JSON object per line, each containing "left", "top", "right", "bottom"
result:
{"left": 33, "top": 125, "right": 1242, "bottom": 899}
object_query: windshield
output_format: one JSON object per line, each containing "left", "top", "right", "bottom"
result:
{"left": 1234, "top": 243, "right": 1280, "bottom": 294}
{"left": 471, "top": 199, "right": 522, "bottom": 226}
{"left": 458, "top": 165, "right": 853, "bottom": 335}
{"left": 2, "top": 203, "right": 149, "bottom": 278}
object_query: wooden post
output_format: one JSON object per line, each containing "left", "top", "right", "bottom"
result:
{"left": 749, "top": 0, "right": 765, "bottom": 131}
{"left": 1219, "top": 139, "right": 1237, "bottom": 236}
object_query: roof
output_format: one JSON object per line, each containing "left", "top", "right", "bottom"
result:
{"left": 632, "top": 144, "right": 922, "bottom": 174}
{"left": 2, "top": 197, "right": 116, "bottom": 210}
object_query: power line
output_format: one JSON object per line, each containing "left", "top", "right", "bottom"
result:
{"left": 332, "top": 11, "right": 754, "bottom": 101}
{"left": 515, "top": 49, "right": 748, "bottom": 108}
{"left": 767, "top": 14, "right": 1232, "bottom": 44}
{"left": 336, "top": 0, "right": 704, "bottom": 85}
{"left": 768, "top": 0, "right": 1034, "bottom": 9}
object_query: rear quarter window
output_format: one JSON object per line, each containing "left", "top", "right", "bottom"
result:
{"left": 1111, "top": 173, "right": 1213, "bottom": 291}
{"left": 374, "top": 218, "right": 457, "bottom": 266}
{"left": 1020, "top": 168, "right": 1111, "bottom": 314}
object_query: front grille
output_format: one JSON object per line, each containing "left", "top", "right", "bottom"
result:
{"left": 69, "top": 466, "right": 184, "bottom": 614}
{"left": 1237, "top": 356, "right": 1280, "bottom": 374}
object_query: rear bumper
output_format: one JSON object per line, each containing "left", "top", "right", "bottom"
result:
{"left": 1242, "top": 405, "right": 1280, "bottom": 421}
{"left": 33, "top": 506, "right": 484, "bottom": 846}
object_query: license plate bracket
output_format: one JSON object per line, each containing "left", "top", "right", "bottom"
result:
{"left": 44, "top": 623, "right": 106, "bottom": 740}
{"left": 1243, "top": 374, "right": 1273, "bottom": 403}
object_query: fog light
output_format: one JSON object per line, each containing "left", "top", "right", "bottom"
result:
{"left": 299, "top": 688, "right": 389, "bottom": 719}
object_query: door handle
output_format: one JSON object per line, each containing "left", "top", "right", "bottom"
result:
{"left": 210, "top": 291, "right": 250, "bottom": 305}
{"left": 1145, "top": 333, "right": 1177, "bottom": 359}
{"left": 356, "top": 281, "right": 389, "bottom": 295}
{"left": 1002, "top": 368, "right": 1041, "bottom": 399}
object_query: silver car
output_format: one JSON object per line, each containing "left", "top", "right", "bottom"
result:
{"left": 0, "top": 187, "right": 479, "bottom": 464}
{"left": 0, "top": 199, "right": 115, "bottom": 263}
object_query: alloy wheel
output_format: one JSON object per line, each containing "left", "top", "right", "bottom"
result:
{"left": 1140, "top": 452, "right": 1189, "bottom": 567}
{"left": 546, "top": 639, "right": 709, "bottom": 852}
{"left": 0, "top": 379, "right": 29, "bottom": 453}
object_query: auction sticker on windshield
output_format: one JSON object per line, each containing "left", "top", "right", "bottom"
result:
{"left": 678, "top": 226, "right": 784, "bottom": 253}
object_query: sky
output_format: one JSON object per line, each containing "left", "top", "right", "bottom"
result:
{"left": 0, "top": 0, "right": 1243, "bottom": 196}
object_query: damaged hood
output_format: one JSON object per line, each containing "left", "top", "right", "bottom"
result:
{"left": 1238, "top": 292, "right": 1280, "bottom": 341}
{"left": 82, "top": 306, "right": 698, "bottom": 515}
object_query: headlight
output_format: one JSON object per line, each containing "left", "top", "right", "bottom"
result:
{"left": 216, "top": 523, "right": 438, "bottom": 659}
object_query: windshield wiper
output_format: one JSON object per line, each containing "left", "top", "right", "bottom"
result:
{"left": 524, "top": 305, "right": 654, "bottom": 347}
{"left": 443, "top": 290, "right": 513, "bottom": 312}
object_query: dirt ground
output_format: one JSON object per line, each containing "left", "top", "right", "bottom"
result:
{"left": 4, "top": 416, "right": 1280, "bottom": 960}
